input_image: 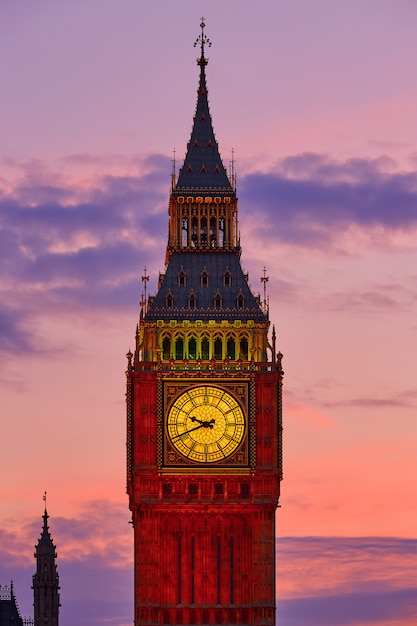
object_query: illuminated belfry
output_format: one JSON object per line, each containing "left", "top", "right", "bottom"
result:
{"left": 126, "top": 19, "right": 283, "bottom": 626}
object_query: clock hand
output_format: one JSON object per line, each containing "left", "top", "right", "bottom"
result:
{"left": 171, "top": 418, "right": 216, "bottom": 441}
{"left": 191, "top": 416, "right": 215, "bottom": 428}
{"left": 170, "top": 423, "right": 205, "bottom": 441}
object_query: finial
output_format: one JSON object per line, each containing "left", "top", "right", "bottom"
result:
{"left": 171, "top": 147, "right": 176, "bottom": 191}
{"left": 230, "top": 148, "right": 236, "bottom": 191}
{"left": 194, "top": 17, "right": 211, "bottom": 65}
{"left": 261, "top": 267, "right": 269, "bottom": 314}
{"left": 141, "top": 266, "right": 149, "bottom": 314}
{"left": 43, "top": 490, "right": 47, "bottom": 512}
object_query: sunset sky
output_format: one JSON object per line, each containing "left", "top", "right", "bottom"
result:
{"left": 1, "top": 2, "right": 416, "bottom": 625}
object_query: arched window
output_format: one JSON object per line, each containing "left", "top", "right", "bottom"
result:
{"left": 214, "top": 337, "right": 223, "bottom": 360}
{"left": 210, "top": 217, "right": 216, "bottom": 247}
{"left": 175, "top": 336, "right": 184, "bottom": 360}
{"left": 219, "top": 217, "right": 225, "bottom": 247}
{"left": 188, "top": 336, "right": 197, "bottom": 360}
{"left": 181, "top": 218, "right": 188, "bottom": 247}
{"left": 223, "top": 269, "right": 232, "bottom": 287}
{"left": 191, "top": 217, "right": 198, "bottom": 247}
{"left": 239, "top": 337, "right": 249, "bottom": 360}
{"left": 162, "top": 336, "right": 171, "bottom": 360}
{"left": 226, "top": 337, "right": 236, "bottom": 360}
{"left": 214, "top": 291, "right": 222, "bottom": 310}
{"left": 178, "top": 268, "right": 186, "bottom": 287}
{"left": 201, "top": 217, "right": 207, "bottom": 246}
{"left": 201, "top": 337, "right": 210, "bottom": 360}
{"left": 200, "top": 268, "right": 209, "bottom": 287}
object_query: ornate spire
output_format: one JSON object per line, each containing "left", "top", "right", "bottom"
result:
{"left": 175, "top": 19, "right": 233, "bottom": 196}
{"left": 33, "top": 496, "right": 60, "bottom": 626}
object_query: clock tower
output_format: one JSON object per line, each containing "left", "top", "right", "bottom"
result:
{"left": 126, "top": 20, "right": 283, "bottom": 626}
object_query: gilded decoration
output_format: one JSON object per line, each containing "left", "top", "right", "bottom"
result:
{"left": 159, "top": 378, "right": 252, "bottom": 471}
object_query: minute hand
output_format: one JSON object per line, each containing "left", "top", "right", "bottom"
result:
{"left": 171, "top": 423, "right": 205, "bottom": 441}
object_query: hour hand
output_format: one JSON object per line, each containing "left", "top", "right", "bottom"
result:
{"left": 191, "top": 416, "right": 215, "bottom": 429}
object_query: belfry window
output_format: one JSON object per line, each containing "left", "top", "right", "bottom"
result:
{"left": 210, "top": 217, "right": 216, "bottom": 247}
{"left": 162, "top": 336, "right": 171, "bottom": 360}
{"left": 175, "top": 336, "right": 184, "bottom": 360}
{"left": 227, "top": 337, "right": 236, "bottom": 360}
{"left": 191, "top": 217, "right": 198, "bottom": 247}
{"left": 240, "top": 337, "right": 249, "bottom": 360}
{"left": 214, "top": 337, "right": 222, "bottom": 360}
{"left": 181, "top": 218, "right": 188, "bottom": 247}
{"left": 219, "top": 217, "right": 225, "bottom": 247}
{"left": 201, "top": 217, "right": 207, "bottom": 246}
{"left": 188, "top": 336, "right": 197, "bottom": 360}
{"left": 201, "top": 337, "right": 210, "bottom": 360}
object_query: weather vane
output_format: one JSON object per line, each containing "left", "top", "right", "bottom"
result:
{"left": 194, "top": 17, "right": 211, "bottom": 61}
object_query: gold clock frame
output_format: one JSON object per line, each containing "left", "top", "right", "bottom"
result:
{"left": 158, "top": 377, "right": 254, "bottom": 471}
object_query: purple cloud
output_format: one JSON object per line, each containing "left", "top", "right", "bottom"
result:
{"left": 1, "top": 152, "right": 416, "bottom": 357}
{"left": 241, "top": 154, "right": 417, "bottom": 246}
{"left": 2, "top": 527, "right": 416, "bottom": 626}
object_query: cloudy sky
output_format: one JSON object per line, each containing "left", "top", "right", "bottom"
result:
{"left": 1, "top": 1, "right": 416, "bottom": 625}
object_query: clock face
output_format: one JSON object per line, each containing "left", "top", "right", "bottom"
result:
{"left": 167, "top": 386, "right": 245, "bottom": 463}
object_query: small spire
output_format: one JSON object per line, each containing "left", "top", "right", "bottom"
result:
{"left": 194, "top": 17, "right": 211, "bottom": 66}
{"left": 141, "top": 267, "right": 149, "bottom": 314}
{"left": 261, "top": 267, "right": 269, "bottom": 315}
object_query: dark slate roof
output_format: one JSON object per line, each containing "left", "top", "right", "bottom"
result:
{"left": 145, "top": 251, "right": 266, "bottom": 323}
{"left": 174, "top": 55, "right": 234, "bottom": 197}
{"left": 0, "top": 584, "right": 24, "bottom": 626}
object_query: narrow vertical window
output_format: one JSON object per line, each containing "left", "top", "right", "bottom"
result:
{"left": 239, "top": 337, "right": 249, "bottom": 360}
{"left": 210, "top": 217, "right": 216, "bottom": 247}
{"left": 217, "top": 536, "right": 221, "bottom": 604}
{"left": 162, "top": 336, "right": 171, "bottom": 360}
{"left": 226, "top": 337, "right": 236, "bottom": 360}
{"left": 214, "top": 337, "right": 222, "bottom": 360}
{"left": 188, "top": 337, "right": 197, "bottom": 360}
{"left": 230, "top": 537, "right": 234, "bottom": 604}
{"left": 201, "top": 337, "right": 210, "bottom": 360}
{"left": 175, "top": 337, "right": 184, "bottom": 360}
{"left": 191, "top": 217, "right": 198, "bottom": 247}
{"left": 201, "top": 217, "right": 207, "bottom": 246}
{"left": 219, "top": 217, "right": 225, "bottom": 247}
{"left": 181, "top": 218, "right": 188, "bottom": 247}
{"left": 191, "top": 536, "right": 195, "bottom": 604}
{"left": 177, "top": 535, "right": 182, "bottom": 604}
